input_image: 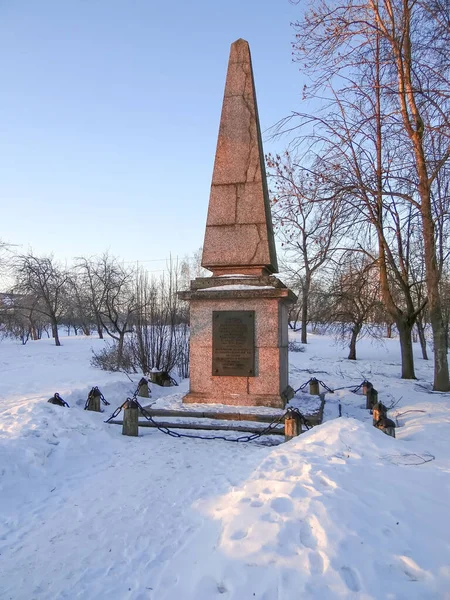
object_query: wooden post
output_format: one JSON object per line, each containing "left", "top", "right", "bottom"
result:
{"left": 122, "top": 400, "right": 139, "bottom": 436}
{"left": 366, "top": 388, "right": 378, "bottom": 410}
{"left": 285, "top": 412, "right": 302, "bottom": 441}
{"left": 309, "top": 378, "right": 320, "bottom": 396}
{"left": 362, "top": 380, "right": 372, "bottom": 395}
{"left": 137, "top": 378, "right": 149, "bottom": 398}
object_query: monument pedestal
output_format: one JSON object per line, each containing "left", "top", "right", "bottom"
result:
{"left": 180, "top": 276, "right": 296, "bottom": 408}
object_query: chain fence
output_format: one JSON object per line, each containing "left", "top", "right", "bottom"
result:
{"left": 294, "top": 377, "right": 334, "bottom": 394}
{"left": 105, "top": 384, "right": 312, "bottom": 444}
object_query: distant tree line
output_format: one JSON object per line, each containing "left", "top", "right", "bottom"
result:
{"left": 0, "top": 252, "right": 202, "bottom": 379}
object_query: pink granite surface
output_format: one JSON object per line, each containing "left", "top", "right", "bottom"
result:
{"left": 201, "top": 39, "right": 278, "bottom": 276}
{"left": 185, "top": 294, "right": 289, "bottom": 408}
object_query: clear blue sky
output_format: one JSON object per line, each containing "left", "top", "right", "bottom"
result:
{"left": 0, "top": 0, "right": 308, "bottom": 273}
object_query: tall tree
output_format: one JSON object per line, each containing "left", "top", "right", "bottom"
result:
{"left": 286, "top": 0, "right": 450, "bottom": 389}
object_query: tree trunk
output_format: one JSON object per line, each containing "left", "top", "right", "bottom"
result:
{"left": 386, "top": 323, "right": 392, "bottom": 338}
{"left": 429, "top": 308, "right": 450, "bottom": 390}
{"left": 378, "top": 237, "right": 416, "bottom": 380}
{"left": 301, "top": 275, "right": 311, "bottom": 344}
{"left": 117, "top": 333, "right": 125, "bottom": 368}
{"left": 96, "top": 316, "right": 104, "bottom": 339}
{"left": 397, "top": 321, "right": 415, "bottom": 379}
{"left": 416, "top": 321, "right": 428, "bottom": 360}
{"left": 348, "top": 324, "right": 361, "bottom": 360}
{"left": 51, "top": 321, "right": 61, "bottom": 346}
{"left": 422, "top": 208, "right": 450, "bottom": 388}
{"left": 389, "top": 17, "right": 450, "bottom": 391}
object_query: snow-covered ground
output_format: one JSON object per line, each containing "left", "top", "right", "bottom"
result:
{"left": 1, "top": 332, "right": 450, "bottom": 599}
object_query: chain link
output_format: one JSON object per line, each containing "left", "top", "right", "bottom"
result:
{"left": 49, "top": 392, "right": 69, "bottom": 408}
{"left": 84, "top": 386, "right": 111, "bottom": 410}
{"left": 294, "top": 377, "right": 334, "bottom": 394}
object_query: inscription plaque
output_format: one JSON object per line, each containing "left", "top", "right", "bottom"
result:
{"left": 212, "top": 311, "right": 255, "bottom": 376}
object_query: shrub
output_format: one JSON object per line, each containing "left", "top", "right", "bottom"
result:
{"left": 91, "top": 341, "right": 136, "bottom": 373}
{"left": 288, "top": 341, "right": 306, "bottom": 352}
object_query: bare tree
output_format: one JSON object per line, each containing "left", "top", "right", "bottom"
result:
{"left": 325, "top": 253, "right": 382, "bottom": 359}
{"left": 75, "top": 257, "right": 107, "bottom": 339}
{"left": 13, "top": 254, "right": 69, "bottom": 346}
{"left": 267, "top": 151, "right": 350, "bottom": 343}
{"left": 179, "top": 248, "right": 210, "bottom": 290}
{"left": 65, "top": 273, "right": 93, "bottom": 336}
{"left": 126, "top": 262, "right": 190, "bottom": 376}
{"left": 0, "top": 292, "right": 49, "bottom": 343}
{"left": 277, "top": 0, "right": 449, "bottom": 385}
{"left": 93, "top": 254, "right": 138, "bottom": 368}
{"left": 275, "top": 109, "right": 425, "bottom": 377}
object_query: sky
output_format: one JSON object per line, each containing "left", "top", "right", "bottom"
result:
{"left": 0, "top": 0, "right": 309, "bottom": 276}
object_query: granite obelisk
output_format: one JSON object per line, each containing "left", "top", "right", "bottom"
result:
{"left": 180, "top": 39, "right": 296, "bottom": 408}
{"left": 202, "top": 38, "right": 278, "bottom": 276}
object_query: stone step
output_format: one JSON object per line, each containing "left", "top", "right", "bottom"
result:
{"left": 107, "top": 418, "right": 285, "bottom": 436}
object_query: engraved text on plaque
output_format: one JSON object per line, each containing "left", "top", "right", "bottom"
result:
{"left": 212, "top": 311, "right": 255, "bottom": 376}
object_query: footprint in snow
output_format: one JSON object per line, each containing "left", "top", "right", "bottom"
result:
{"left": 340, "top": 565, "right": 361, "bottom": 592}
{"left": 250, "top": 499, "right": 264, "bottom": 508}
{"left": 270, "top": 497, "right": 293, "bottom": 514}
{"left": 46, "top": 437, "right": 59, "bottom": 446}
{"left": 299, "top": 519, "right": 317, "bottom": 550}
{"left": 195, "top": 576, "right": 230, "bottom": 597}
{"left": 278, "top": 455, "right": 290, "bottom": 467}
{"left": 230, "top": 529, "right": 248, "bottom": 540}
{"left": 290, "top": 483, "right": 308, "bottom": 499}
{"left": 397, "top": 555, "right": 429, "bottom": 582}
{"left": 261, "top": 512, "right": 279, "bottom": 523}
{"left": 317, "top": 474, "right": 337, "bottom": 490}
{"left": 156, "top": 544, "right": 176, "bottom": 562}
{"left": 308, "top": 550, "right": 324, "bottom": 575}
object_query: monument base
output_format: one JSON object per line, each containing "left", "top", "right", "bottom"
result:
{"left": 179, "top": 276, "right": 297, "bottom": 409}
{"left": 182, "top": 391, "right": 289, "bottom": 409}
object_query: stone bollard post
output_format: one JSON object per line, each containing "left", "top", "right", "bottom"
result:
{"left": 149, "top": 370, "right": 160, "bottom": 384}
{"left": 285, "top": 412, "right": 302, "bottom": 441}
{"left": 137, "top": 377, "right": 149, "bottom": 398}
{"left": 366, "top": 387, "right": 378, "bottom": 410}
{"left": 122, "top": 399, "right": 139, "bottom": 437}
{"left": 373, "top": 402, "right": 396, "bottom": 438}
{"left": 372, "top": 402, "right": 386, "bottom": 425}
{"left": 362, "top": 380, "right": 373, "bottom": 395}
{"left": 309, "top": 378, "right": 320, "bottom": 396}
{"left": 86, "top": 388, "right": 101, "bottom": 412}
